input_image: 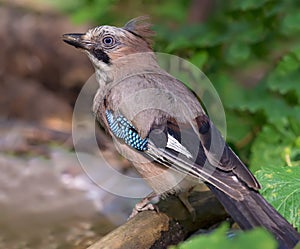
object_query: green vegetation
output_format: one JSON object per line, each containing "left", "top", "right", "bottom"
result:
{"left": 53, "top": 0, "right": 300, "bottom": 246}
{"left": 170, "top": 223, "right": 278, "bottom": 249}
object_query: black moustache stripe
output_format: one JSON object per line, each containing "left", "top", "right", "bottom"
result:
{"left": 92, "top": 48, "right": 111, "bottom": 64}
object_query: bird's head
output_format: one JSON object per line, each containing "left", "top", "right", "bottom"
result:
{"left": 63, "top": 17, "right": 155, "bottom": 72}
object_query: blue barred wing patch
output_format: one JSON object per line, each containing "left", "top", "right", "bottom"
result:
{"left": 105, "top": 110, "right": 148, "bottom": 151}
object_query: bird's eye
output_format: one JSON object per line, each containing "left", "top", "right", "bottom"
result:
{"left": 102, "top": 36, "right": 115, "bottom": 47}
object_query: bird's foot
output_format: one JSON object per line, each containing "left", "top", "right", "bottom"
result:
{"left": 178, "top": 191, "right": 196, "bottom": 221}
{"left": 128, "top": 192, "right": 159, "bottom": 219}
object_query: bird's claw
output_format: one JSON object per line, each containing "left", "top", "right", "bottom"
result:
{"left": 128, "top": 201, "right": 159, "bottom": 219}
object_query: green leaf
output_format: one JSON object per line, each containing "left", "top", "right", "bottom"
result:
{"left": 263, "top": 1, "right": 286, "bottom": 17}
{"left": 225, "top": 42, "right": 251, "bottom": 65}
{"left": 281, "top": 11, "right": 300, "bottom": 35}
{"left": 153, "top": 1, "right": 188, "bottom": 22}
{"left": 230, "top": 0, "right": 271, "bottom": 11}
{"left": 189, "top": 51, "right": 208, "bottom": 69}
{"left": 250, "top": 121, "right": 300, "bottom": 171}
{"left": 211, "top": 74, "right": 248, "bottom": 108}
{"left": 226, "top": 110, "right": 256, "bottom": 145}
{"left": 290, "top": 115, "right": 300, "bottom": 138}
{"left": 267, "top": 71, "right": 300, "bottom": 102}
{"left": 165, "top": 37, "right": 192, "bottom": 52}
{"left": 290, "top": 45, "right": 300, "bottom": 61}
{"left": 226, "top": 21, "right": 266, "bottom": 44}
{"left": 194, "top": 30, "right": 228, "bottom": 47}
{"left": 170, "top": 223, "right": 277, "bottom": 249}
{"left": 222, "top": 80, "right": 298, "bottom": 128}
{"left": 274, "top": 54, "right": 299, "bottom": 76}
{"left": 250, "top": 126, "right": 286, "bottom": 171}
{"left": 255, "top": 167, "right": 300, "bottom": 230}
{"left": 267, "top": 46, "right": 300, "bottom": 101}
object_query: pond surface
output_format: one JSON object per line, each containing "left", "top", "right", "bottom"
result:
{"left": 0, "top": 122, "right": 151, "bottom": 248}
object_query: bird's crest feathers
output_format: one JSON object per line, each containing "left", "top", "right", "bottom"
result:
{"left": 123, "top": 16, "right": 155, "bottom": 46}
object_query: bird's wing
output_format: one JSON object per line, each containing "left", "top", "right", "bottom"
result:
{"left": 194, "top": 115, "right": 260, "bottom": 189}
{"left": 144, "top": 115, "right": 260, "bottom": 201}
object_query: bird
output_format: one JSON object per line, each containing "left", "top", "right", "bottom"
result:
{"left": 63, "top": 17, "right": 300, "bottom": 248}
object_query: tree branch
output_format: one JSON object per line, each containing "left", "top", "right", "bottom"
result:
{"left": 88, "top": 191, "right": 228, "bottom": 249}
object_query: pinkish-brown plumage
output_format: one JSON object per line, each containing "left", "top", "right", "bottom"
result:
{"left": 63, "top": 18, "right": 300, "bottom": 249}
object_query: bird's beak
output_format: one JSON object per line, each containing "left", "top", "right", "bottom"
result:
{"left": 62, "top": 33, "right": 88, "bottom": 50}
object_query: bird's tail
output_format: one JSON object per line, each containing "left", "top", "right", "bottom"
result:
{"left": 208, "top": 184, "right": 300, "bottom": 249}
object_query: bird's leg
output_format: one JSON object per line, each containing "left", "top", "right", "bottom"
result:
{"left": 129, "top": 192, "right": 159, "bottom": 219}
{"left": 178, "top": 188, "right": 196, "bottom": 221}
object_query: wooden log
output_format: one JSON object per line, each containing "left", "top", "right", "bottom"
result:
{"left": 88, "top": 191, "right": 228, "bottom": 249}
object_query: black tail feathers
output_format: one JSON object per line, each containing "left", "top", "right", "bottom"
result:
{"left": 208, "top": 184, "right": 300, "bottom": 249}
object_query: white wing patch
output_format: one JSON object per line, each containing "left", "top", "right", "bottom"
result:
{"left": 231, "top": 175, "right": 239, "bottom": 183}
{"left": 166, "top": 134, "right": 193, "bottom": 159}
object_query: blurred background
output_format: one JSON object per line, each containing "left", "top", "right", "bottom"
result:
{"left": 0, "top": 0, "right": 299, "bottom": 248}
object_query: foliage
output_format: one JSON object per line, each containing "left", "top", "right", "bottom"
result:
{"left": 170, "top": 223, "right": 277, "bottom": 249}
{"left": 154, "top": 1, "right": 300, "bottom": 232}
{"left": 256, "top": 167, "right": 300, "bottom": 229}
{"left": 53, "top": 0, "right": 300, "bottom": 245}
